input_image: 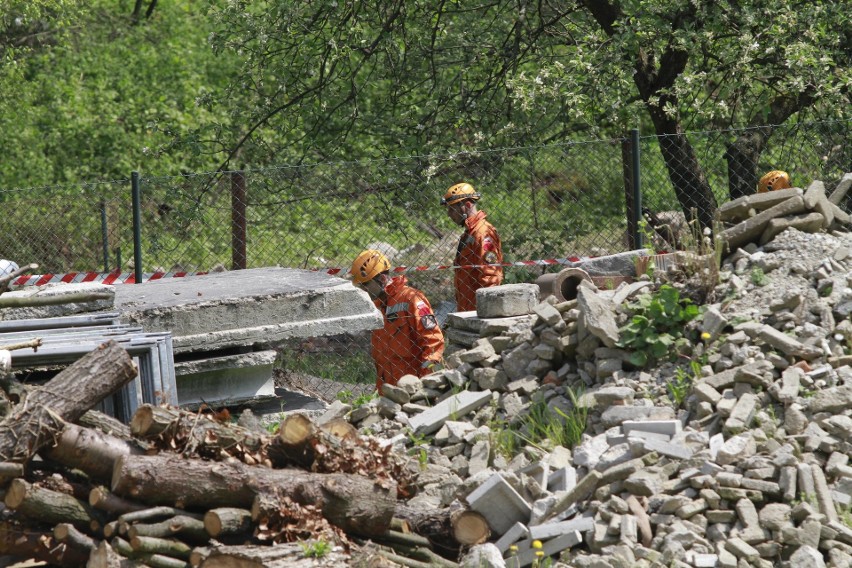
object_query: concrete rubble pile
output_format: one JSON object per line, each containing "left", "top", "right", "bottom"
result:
{"left": 325, "top": 173, "right": 852, "bottom": 567}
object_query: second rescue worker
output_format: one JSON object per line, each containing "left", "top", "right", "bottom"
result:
{"left": 350, "top": 249, "right": 444, "bottom": 394}
{"left": 441, "top": 182, "right": 504, "bottom": 312}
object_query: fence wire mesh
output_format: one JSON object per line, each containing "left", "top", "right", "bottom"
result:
{"left": 1, "top": 120, "right": 850, "bottom": 402}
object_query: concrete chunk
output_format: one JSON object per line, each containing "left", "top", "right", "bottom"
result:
{"left": 476, "top": 284, "right": 540, "bottom": 318}
{"left": 408, "top": 389, "right": 493, "bottom": 435}
{"left": 466, "top": 473, "right": 532, "bottom": 534}
{"left": 720, "top": 194, "right": 806, "bottom": 251}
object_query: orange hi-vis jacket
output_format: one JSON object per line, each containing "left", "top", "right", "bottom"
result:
{"left": 371, "top": 276, "right": 445, "bottom": 393}
{"left": 454, "top": 210, "right": 503, "bottom": 312}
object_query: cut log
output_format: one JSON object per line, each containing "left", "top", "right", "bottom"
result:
{"left": 394, "top": 504, "right": 489, "bottom": 556}
{"left": 266, "top": 413, "right": 316, "bottom": 468}
{"left": 112, "top": 454, "right": 396, "bottom": 537}
{"left": 42, "top": 422, "right": 145, "bottom": 483}
{"left": 129, "top": 535, "right": 192, "bottom": 560}
{"left": 203, "top": 507, "right": 253, "bottom": 538}
{"left": 55, "top": 522, "right": 97, "bottom": 551}
{"left": 5, "top": 478, "right": 105, "bottom": 530}
{"left": 90, "top": 486, "right": 149, "bottom": 516}
{"left": 0, "top": 461, "right": 24, "bottom": 486}
{"left": 320, "top": 418, "right": 358, "bottom": 440}
{"left": 129, "top": 404, "right": 268, "bottom": 461}
{"left": 112, "top": 536, "right": 188, "bottom": 568}
{"left": 0, "top": 519, "right": 90, "bottom": 567}
{"left": 80, "top": 409, "right": 141, "bottom": 442}
{"left": 0, "top": 340, "right": 136, "bottom": 462}
{"left": 127, "top": 515, "right": 208, "bottom": 544}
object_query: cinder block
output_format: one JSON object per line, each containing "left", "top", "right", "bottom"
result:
{"left": 494, "top": 522, "right": 530, "bottom": 554}
{"left": 528, "top": 516, "right": 594, "bottom": 540}
{"left": 621, "top": 420, "right": 681, "bottom": 438}
{"left": 466, "top": 473, "right": 532, "bottom": 534}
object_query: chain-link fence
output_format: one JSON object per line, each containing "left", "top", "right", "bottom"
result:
{"left": 2, "top": 120, "right": 850, "bottom": 401}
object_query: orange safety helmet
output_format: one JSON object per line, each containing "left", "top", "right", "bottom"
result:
{"left": 351, "top": 249, "right": 391, "bottom": 284}
{"left": 757, "top": 170, "right": 791, "bottom": 193}
{"left": 441, "top": 182, "right": 481, "bottom": 206}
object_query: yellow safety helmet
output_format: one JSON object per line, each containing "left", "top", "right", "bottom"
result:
{"left": 441, "top": 182, "right": 481, "bottom": 206}
{"left": 350, "top": 249, "right": 391, "bottom": 284}
{"left": 757, "top": 170, "right": 791, "bottom": 193}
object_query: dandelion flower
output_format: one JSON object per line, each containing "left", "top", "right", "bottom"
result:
{"left": 701, "top": 332, "right": 711, "bottom": 340}
{"left": 532, "top": 540, "right": 543, "bottom": 549}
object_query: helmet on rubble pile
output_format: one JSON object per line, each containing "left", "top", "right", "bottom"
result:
{"left": 350, "top": 249, "right": 391, "bottom": 284}
{"left": 757, "top": 170, "right": 791, "bottom": 193}
{"left": 0, "top": 259, "right": 19, "bottom": 277}
{"left": 440, "top": 183, "right": 481, "bottom": 206}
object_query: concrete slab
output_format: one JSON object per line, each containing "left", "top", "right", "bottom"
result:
{"left": 113, "top": 268, "right": 382, "bottom": 353}
{"left": 174, "top": 350, "right": 278, "bottom": 408}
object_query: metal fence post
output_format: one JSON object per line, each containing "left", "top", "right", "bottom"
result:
{"left": 630, "top": 128, "right": 642, "bottom": 249}
{"left": 622, "top": 129, "right": 643, "bottom": 249}
{"left": 231, "top": 170, "right": 247, "bottom": 270}
{"left": 100, "top": 200, "right": 109, "bottom": 272}
{"left": 131, "top": 171, "right": 143, "bottom": 283}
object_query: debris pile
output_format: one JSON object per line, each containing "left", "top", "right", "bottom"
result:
{"left": 334, "top": 174, "right": 852, "bottom": 567}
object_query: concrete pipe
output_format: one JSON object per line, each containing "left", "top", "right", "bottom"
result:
{"left": 535, "top": 267, "right": 593, "bottom": 302}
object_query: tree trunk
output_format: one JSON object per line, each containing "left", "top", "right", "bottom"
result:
{"left": 0, "top": 340, "right": 136, "bottom": 462}
{"left": 112, "top": 454, "right": 396, "bottom": 537}
{"left": 724, "top": 127, "right": 772, "bottom": 200}
{"left": 654, "top": 123, "right": 718, "bottom": 231}
{"left": 42, "top": 422, "right": 145, "bottom": 483}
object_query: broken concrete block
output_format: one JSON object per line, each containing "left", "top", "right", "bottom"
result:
{"left": 408, "top": 389, "right": 493, "bottom": 435}
{"left": 720, "top": 194, "right": 806, "bottom": 251}
{"left": 493, "top": 522, "right": 530, "bottom": 554}
{"left": 476, "top": 284, "right": 540, "bottom": 318}
{"left": 466, "top": 473, "right": 532, "bottom": 534}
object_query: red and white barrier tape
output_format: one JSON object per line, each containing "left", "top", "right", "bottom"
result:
{"left": 11, "top": 270, "right": 209, "bottom": 287}
{"left": 10, "top": 256, "right": 587, "bottom": 287}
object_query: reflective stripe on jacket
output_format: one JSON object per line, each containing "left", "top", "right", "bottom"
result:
{"left": 371, "top": 276, "right": 444, "bottom": 393}
{"left": 454, "top": 210, "right": 503, "bottom": 312}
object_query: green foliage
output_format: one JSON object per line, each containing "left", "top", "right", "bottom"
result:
{"left": 299, "top": 539, "right": 331, "bottom": 559}
{"left": 406, "top": 429, "right": 431, "bottom": 468}
{"left": 337, "top": 389, "right": 376, "bottom": 408}
{"left": 494, "top": 387, "right": 588, "bottom": 456}
{"left": 667, "top": 359, "right": 701, "bottom": 408}
{"left": 750, "top": 268, "right": 768, "bottom": 287}
{"left": 617, "top": 284, "right": 702, "bottom": 367}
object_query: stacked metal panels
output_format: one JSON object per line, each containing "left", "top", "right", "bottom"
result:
{"left": 0, "top": 312, "right": 177, "bottom": 423}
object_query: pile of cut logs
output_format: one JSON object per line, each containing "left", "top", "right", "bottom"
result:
{"left": 0, "top": 340, "right": 488, "bottom": 568}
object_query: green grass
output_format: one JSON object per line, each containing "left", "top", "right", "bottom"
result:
{"left": 493, "top": 387, "right": 588, "bottom": 457}
{"left": 276, "top": 346, "right": 375, "bottom": 386}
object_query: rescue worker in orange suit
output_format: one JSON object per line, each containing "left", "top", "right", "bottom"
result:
{"left": 350, "top": 249, "right": 445, "bottom": 394}
{"left": 441, "top": 183, "right": 504, "bottom": 312}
